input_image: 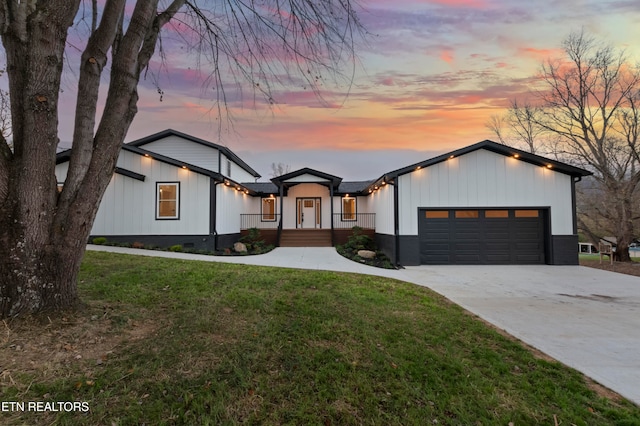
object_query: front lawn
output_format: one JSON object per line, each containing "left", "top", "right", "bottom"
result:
{"left": 1, "top": 251, "right": 639, "bottom": 425}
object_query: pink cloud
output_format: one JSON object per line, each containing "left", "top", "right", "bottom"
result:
{"left": 440, "top": 50, "right": 455, "bottom": 64}
{"left": 518, "top": 47, "right": 564, "bottom": 61}
{"left": 379, "top": 77, "right": 396, "bottom": 86}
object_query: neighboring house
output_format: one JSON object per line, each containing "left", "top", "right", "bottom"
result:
{"left": 55, "top": 129, "right": 591, "bottom": 266}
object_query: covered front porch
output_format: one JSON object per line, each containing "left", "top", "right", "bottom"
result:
{"left": 240, "top": 213, "right": 375, "bottom": 246}
{"left": 240, "top": 167, "right": 376, "bottom": 246}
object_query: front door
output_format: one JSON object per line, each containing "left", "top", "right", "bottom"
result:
{"left": 298, "top": 198, "right": 320, "bottom": 228}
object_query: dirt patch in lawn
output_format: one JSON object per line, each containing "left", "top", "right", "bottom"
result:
{"left": 580, "top": 259, "right": 640, "bottom": 278}
{"left": 0, "top": 303, "right": 160, "bottom": 392}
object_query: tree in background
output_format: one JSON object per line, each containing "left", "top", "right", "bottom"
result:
{"left": 270, "top": 162, "right": 292, "bottom": 177}
{"left": 488, "top": 31, "right": 640, "bottom": 261}
{"left": 0, "top": 0, "right": 365, "bottom": 317}
{"left": 486, "top": 100, "right": 548, "bottom": 155}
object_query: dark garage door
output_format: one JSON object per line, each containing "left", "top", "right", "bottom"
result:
{"left": 418, "top": 209, "right": 546, "bottom": 265}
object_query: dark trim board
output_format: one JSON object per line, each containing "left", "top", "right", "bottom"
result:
{"left": 398, "top": 235, "right": 420, "bottom": 266}
{"left": 375, "top": 233, "right": 396, "bottom": 264}
{"left": 551, "top": 235, "right": 579, "bottom": 265}
{"left": 217, "top": 233, "right": 241, "bottom": 249}
{"left": 114, "top": 167, "right": 145, "bottom": 181}
{"left": 89, "top": 234, "right": 241, "bottom": 252}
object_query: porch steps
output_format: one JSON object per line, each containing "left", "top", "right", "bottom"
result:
{"left": 279, "top": 229, "right": 332, "bottom": 247}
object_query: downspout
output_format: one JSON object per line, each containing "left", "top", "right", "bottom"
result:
{"left": 572, "top": 176, "right": 582, "bottom": 234}
{"left": 392, "top": 178, "right": 400, "bottom": 267}
{"left": 330, "top": 184, "right": 335, "bottom": 246}
{"left": 277, "top": 184, "right": 284, "bottom": 246}
{"left": 210, "top": 179, "right": 220, "bottom": 251}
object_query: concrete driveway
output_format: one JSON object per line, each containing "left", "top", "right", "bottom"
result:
{"left": 396, "top": 264, "right": 640, "bottom": 405}
{"left": 88, "top": 245, "right": 640, "bottom": 404}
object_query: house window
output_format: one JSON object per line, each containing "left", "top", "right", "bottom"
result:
{"left": 342, "top": 197, "right": 356, "bottom": 221}
{"left": 226, "top": 159, "right": 231, "bottom": 177}
{"left": 156, "top": 182, "right": 179, "bottom": 219}
{"left": 262, "top": 197, "right": 276, "bottom": 221}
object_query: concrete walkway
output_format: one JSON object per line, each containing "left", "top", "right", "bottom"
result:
{"left": 87, "top": 245, "right": 640, "bottom": 405}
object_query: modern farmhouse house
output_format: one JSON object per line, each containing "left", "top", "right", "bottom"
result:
{"left": 56, "top": 129, "right": 591, "bottom": 266}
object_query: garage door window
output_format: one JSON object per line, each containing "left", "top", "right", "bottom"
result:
{"left": 515, "top": 210, "right": 539, "bottom": 218}
{"left": 455, "top": 210, "right": 479, "bottom": 218}
{"left": 425, "top": 211, "right": 449, "bottom": 219}
{"left": 485, "top": 210, "right": 509, "bottom": 218}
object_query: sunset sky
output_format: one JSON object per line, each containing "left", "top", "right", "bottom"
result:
{"left": 58, "top": 0, "right": 640, "bottom": 180}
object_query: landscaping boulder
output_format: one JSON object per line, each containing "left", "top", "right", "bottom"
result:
{"left": 234, "top": 242, "right": 248, "bottom": 253}
{"left": 357, "top": 250, "right": 376, "bottom": 259}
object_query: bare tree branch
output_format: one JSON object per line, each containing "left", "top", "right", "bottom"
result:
{"left": 490, "top": 31, "right": 640, "bottom": 261}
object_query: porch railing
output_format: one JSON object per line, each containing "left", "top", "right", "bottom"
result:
{"left": 240, "top": 214, "right": 281, "bottom": 230}
{"left": 332, "top": 213, "right": 375, "bottom": 230}
{"left": 241, "top": 213, "right": 375, "bottom": 230}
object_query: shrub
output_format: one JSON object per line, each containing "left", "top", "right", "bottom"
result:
{"left": 132, "top": 241, "right": 145, "bottom": 249}
{"left": 92, "top": 237, "right": 107, "bottom": 245}
{"left": 239, "top": 227, "right": 267, "bottom": 251}
{"left": 336, "top": 227, "right": 395, "bottom": 269}
{"left": 169, "top": 245, "right": 183, "bottom": 252}
{"left": 343, "top": 227, "right": 376, "bottom": 252}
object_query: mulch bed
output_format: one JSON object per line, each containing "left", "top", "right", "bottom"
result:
{"left": 580, "top": 259, "right": 640, "bottom": 278}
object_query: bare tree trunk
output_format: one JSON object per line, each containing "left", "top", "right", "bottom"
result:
{"left": 0, "top": 1, "right": 82, "bottom": 316}
{"left": 0, "top": 0, "right": 184, "bottom": 317}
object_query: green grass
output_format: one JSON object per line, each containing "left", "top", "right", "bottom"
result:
{"left": 579, "top": 253, "right": 640, "bottom": 262}
{"left": 3, "top": 251, "right": 640, "bottom": 425}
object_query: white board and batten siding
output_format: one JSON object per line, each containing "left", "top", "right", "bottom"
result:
{"left": 56, "top": 150, "right": 211, "bottom": 236}
{"left": 283, "top": 174, "right": 330, "bottom": 184}
{"left": 397, "top": 149, "right": 574, "bottom": 235}
{"left": 136, "top": 135, "right": 220, "bottom": 172}
{"left": 359, "top": 184, "right": 395, "bottom": 235}
{"left": 134, "top": 135, "right": 257, "bottom": 182}
{"left": 220, "top": 153, "right": 256, "bottom": 182}
{"left": 215, "top": 184, "right": 254, "bottom": 235}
